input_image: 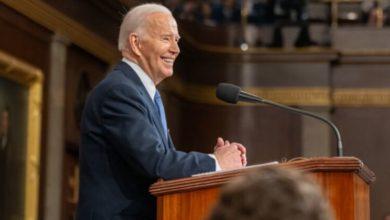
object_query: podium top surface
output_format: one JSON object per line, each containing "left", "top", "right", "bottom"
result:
{"left": 150, "top": 157, "right": 375, "bottom": 196}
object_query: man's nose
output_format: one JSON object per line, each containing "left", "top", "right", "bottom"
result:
{"left": 170, "top": 41, "right": 180, "bottom": 54}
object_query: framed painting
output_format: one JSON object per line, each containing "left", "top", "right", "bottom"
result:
{"left": 0, "top": 50, "right": 43, "bottom": 220}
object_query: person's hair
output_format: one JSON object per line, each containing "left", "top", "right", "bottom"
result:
{"left": 118, "top": 3, "right": 172, "bottom": 51}
{"left": 208, "top": 166, "right": 333, "bottom": 220}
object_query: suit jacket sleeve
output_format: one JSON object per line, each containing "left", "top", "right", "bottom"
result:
{"left": 100, "top": 83, "right": 215, "bottom": 180}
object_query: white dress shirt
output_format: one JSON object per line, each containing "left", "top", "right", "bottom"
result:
{"left": 122, "top": 58, "right": 156, "bottom": 100}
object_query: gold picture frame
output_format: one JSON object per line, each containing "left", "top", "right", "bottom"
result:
{"left": 0, "top": 50, "right": 43, "bottom": 220}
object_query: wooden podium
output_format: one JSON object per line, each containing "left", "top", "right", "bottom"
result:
{"left": 150, "top": 157, "right": 375, "bottom": 220}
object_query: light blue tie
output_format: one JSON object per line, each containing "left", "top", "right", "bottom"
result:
{"left": 154, "top": 90, "right": 168, "bottom": 138}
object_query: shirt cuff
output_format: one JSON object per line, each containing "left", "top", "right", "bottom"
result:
{"left": 208, "top": 154, "right": 221, "bottom": 171}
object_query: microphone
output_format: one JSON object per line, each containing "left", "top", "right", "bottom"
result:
{"left": 216, "top": 83, "right": 343, "bottom": 157}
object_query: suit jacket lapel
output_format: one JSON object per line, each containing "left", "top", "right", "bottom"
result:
{"left": 115, "top": 62, "right": 170, "bottom": 150}
{"left": 167, "top": 133, "right": 175, "bottom": 150}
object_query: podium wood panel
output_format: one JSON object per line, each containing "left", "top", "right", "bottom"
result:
{"left": 150, "top": 157, "right": 375, "bottom": 220}
{"left": 311, "top": 172, "right": 370, "bottom": 220}
{"left": 156, "top": 188, "right": 220, "bottom": 220}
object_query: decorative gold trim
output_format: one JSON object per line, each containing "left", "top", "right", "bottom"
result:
{"left": 334, "top": 88, "right": 390, "bottom": 107}
{"left": 0, "top": 50, "right": 43, "bottom": 220}
{"left": 318, "top": 0, "right": 362, "bottom": 2}
{"left": 1, "top": 0, "right": 120, "bottom": 64}
{"left": 164, "top": 79, "right": 331, "bottom": 106}
{"left": 341, "top": 50, "right": 390, "bottom": 57}
{"left": 165, "top": 79, "right": 390, "bottom": 107}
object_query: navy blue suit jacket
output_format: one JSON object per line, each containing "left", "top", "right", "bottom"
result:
{"left": 76, "top": 62, "right": 215, "bottom": 220}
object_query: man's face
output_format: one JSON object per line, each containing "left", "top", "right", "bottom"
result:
{"left": 137, "top": 13, "right": 180, "bottom": 84}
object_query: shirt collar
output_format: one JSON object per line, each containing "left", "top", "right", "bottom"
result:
{"left": 122, "top": 58, "right": 156, "bottom": 100}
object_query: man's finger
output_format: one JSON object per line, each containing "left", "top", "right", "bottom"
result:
{"left": 241, "top": 154, "right": 247, "bottom": 167}
{"left": 232, "top": 142, "right": 246, "bottom": 154}
{"left": 215, "top": 137, "right": 224, "bottom": 149}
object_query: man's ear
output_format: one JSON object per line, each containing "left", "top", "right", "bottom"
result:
{"left": 129, "top": 33, "right": 142, "bottom": 56}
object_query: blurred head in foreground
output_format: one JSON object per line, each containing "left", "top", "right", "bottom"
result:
{"left": 208, "top": 166, "right": 333, "bottom": 220}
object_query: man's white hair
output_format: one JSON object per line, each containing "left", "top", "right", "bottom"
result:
{"left": 118, "top": 3, "right": 172, "bottom": 51}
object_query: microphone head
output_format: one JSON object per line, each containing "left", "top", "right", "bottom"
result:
{"left": 216, "top": 83, "right": 241, "bottom": 104}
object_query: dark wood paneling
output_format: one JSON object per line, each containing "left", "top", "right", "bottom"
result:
{"left": 164, "top": 93, "right": 302, "bottom": 165}
{"left": 176, "top": 58, "right": 331, "bottom": 87}
{"left": 64, "top": 45, "right": 108, "bottom": 147}
{"left": 0, "top": 4, "right": 51, "bottom": 71}
{"left": 157, "top": 188, "right": 220, "bottom": 220}
{"left": 43, "top": 0, "right": 122, "bottom": 44}
{"left": 333, "top": 64, "right": 390, "bottom": 88}
{"left": 332, "top": 107, "right": 390, "bottom": 220}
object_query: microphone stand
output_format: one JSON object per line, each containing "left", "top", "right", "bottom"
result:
{"left": 240, "top": 91, "right": 344, "bottom": 157}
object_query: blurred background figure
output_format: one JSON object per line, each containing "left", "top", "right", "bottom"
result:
{"left": 180, "top": 0, "right": 198, "bottom": 21}
{"left": 208, "top": 166, "right": 333, "bottom": 220}
{"left": 247, "top": 0, "right": 274, "bottom": 25}
{"left": 210, "top": 0, "right": 241, "bottom": 24}
{"left": 268, "top": 0, "right": 317, "bottom": 47}
{"left": 195, "top": 0, "right": 217, "bottom": 26}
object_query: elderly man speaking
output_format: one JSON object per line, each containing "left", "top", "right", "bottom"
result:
{"left": 76, "top": 3, "right": 246, "bottom": 220}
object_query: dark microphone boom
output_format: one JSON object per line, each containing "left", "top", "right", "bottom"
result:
{"left": 216, "top": 83, "right": 343, "bottom": 157}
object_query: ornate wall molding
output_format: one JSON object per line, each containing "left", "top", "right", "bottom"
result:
{"left": 164, "top": 79, "right": 331, "bottom": 106}
{"left": 334, "top": 88, "right": 390, "bottom": 107}
{"left": 0, "top": 50, "right": 43, "bottom": 220}
{"left": 164, "top": 79, "right": 390, "bottom": 107}
{"left": 181, "top": 29, "right": 339, "bottom": 58}
{"left": 1, "top": 0, "right": 120, "bottom": 64}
